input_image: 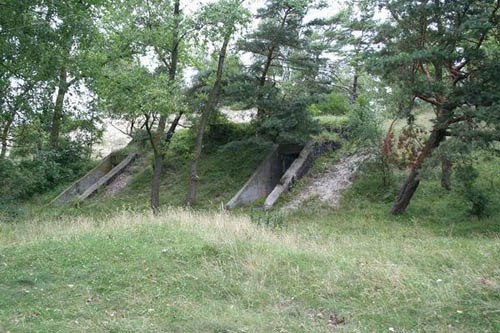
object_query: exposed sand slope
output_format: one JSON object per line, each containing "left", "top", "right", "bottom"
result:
{"left": 285, "top": 153, "right": 372, "bottom": 210}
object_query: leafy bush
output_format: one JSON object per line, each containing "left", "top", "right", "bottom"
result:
{"left": 256, "top": 98, "right": 320, "bottom": 144}
{"left": 343, "top": 95, "right": 381, "bottom": 146}
{"left": 455, "top": 163, "right": 490, "bottom": 218}
{"left": 169, "top": 129, "right": 196, "bottom": 158}
{"left": 308, "top": 92, "right": 351, "bottom": 116}
{"left": 0, "top": 143, "right": 93, "bottom": 201}
{"left": 206, "top": 121, "right": 254, "bottom": 149}
{"left": 0, "top": 200, "right": 24, "bottom": 223}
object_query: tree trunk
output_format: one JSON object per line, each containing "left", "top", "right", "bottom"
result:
{"left": 148, "top": 112, "right": 183, "bottom": 214}
{"left": 187, "top": 30, "right": 232, "bottom": 206}
{"left": 391, "top": 128, "right": 446, "bottom": 214}
{"left": 0, "top": 116, "right": 14, "bottom": 159}
{"left": 256, "top": 46, "right": 275, "bottom": 118}
{"left": 351, "top": 71, "right": 359, "bottom": 103}
{"left": 149, "top": 0, "right": 180, "bottom": 214}
{"left": 441, "top": 156, "right": 452, "bottom": 190}
{"left": 50, "top": 66, "right": 68, "bottom": 149}
{"left": 151, "top": 149, "right": 162, "bottom": 214}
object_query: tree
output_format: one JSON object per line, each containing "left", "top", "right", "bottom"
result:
{"left": 186, "top": 0, "right": 250, "bottom": 206}
{"left": 1, "top": 0, "right": 108, "bottom": 154}
{"left": 324, "top": 0, "right": 377, "bottom": 103}
{"left": 39, "top": 0, "right": 107, "bottom": 149}
{"left": 373, "top": 0, "right": 500, "bottom": 214}
{"left": 239, "top": 0, "right": 325, "bottom": 118}
{"left": 99, "top": 0, "right": 193, "bottom": 213}
{"left": 0, "top": 0, "right": 49, "bottom": 157}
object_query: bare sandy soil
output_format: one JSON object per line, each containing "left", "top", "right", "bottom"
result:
{"left": 93, "top": 119, "right": 131, "bottom": 158}
{"left": 285, "top": 153, "right": 372, "bottom": 210}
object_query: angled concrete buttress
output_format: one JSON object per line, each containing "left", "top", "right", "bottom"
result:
{"left": 264, "top": 141, "right": 338, "bottom": 209}
{"left": 51, "top": 152, "right": 138, "bottom": 204}
{"left": 226, "top": 141, "right": 338, "bottom": 209}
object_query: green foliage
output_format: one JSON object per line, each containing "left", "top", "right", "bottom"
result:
{"left": 0, "top": 201, "right": 23, "bottom": 223}
{"left": 0, "top": 0, "right": 108, "bottom": 151}
{"left": 206, "top": 121, "right": 255, "bottom": 150}
{"left": 0, "top": 144, "right": 94, "bottom": 201}
{"left": 256, "top": 98, "right": 320, "bottom": 144}
{"left": 309, "top": 92, "right": 352, "bottom": 116}
{"left": 455, "top": 164, "right": 490, "bottom": 218}
{"left": 343, "top": 96, "right": 381, "bottom": 146}
{"left": 239, "top": 0, "right": 321, "bottom": 67}
{"left": 372, "top": 0, "right": 500, "bottom": 144}
{"left": 169, "top": 129, "right": 196, "bottom": 158}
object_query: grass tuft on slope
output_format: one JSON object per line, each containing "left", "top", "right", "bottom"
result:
{"left": 1, "top": 206, "right": 499, "bottom": 332}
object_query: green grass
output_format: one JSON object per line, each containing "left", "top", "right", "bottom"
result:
{"left": 2, "top": 123, "right": 500, "bottom": 332}
{"left": 9, "top": 128, "right": 272, "bottom": 222}
{"left": 1, "top": 205, "right": 499, "bottom": 332}
{"left": 314, "top": 115, "right": 349, "bottom": 128}
{"left": 1, "top": 151, "right": 500, "bottom": 332}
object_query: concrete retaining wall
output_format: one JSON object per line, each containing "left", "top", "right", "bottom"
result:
{"left": 52, "top": 152, "right": 137, "bottom": 204}
{"left": 79, "top": 153, "right": 137, "bottom": 200}
{"left": 226, "top": 145, "right": 283, "bottom": 209}
{"left": 226, "top": 141, "right": 338, "bottom": 209}
{"left": 264, "top": 141, "right": 338, "bottom": 209}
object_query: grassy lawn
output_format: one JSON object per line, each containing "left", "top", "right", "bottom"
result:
{"left": 1, "top": 154, "right": 499, "bottom": 331}
{"left": 1, "top": 209, "right": 499, "bottom": 332}
{"left": 2, "top": 124, "right": 500, "bottom": 332}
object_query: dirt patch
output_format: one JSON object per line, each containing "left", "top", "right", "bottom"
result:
{"left": 220, "top": 107, "right": 257, "bottom": 123}
{"left": 285, "top": 153, "right": 372, "bottom": 210}
{"left": 106, "top": 172, "right": 134, "bottom": 197}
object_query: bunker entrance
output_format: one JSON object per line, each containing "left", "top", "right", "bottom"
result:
{"left": 52, "top": 152, "right": 137, "bottom": 204}
{"left": 226, "top": 141, "right": 338, "bottom": 209}
{"left": 225, "top": 144, "right": 303, "bottom": 209}
{"left": 279, "top": 145, "right": 302, "bottom": 175}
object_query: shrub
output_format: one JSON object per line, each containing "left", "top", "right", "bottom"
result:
{"left": 256, "top": 98, "right": 320, "bottom": 144}
{"left": 308, "top": 92, "right": 352, "bottom": 116}
{"left": 343, "top": 97, "right": 380, "bottom": 146}
{"left": 0, "top": 143, "right": 93, "bottom": 201}
{"left": 169, "top": 129, "right": 196, "bottom": 158}
{"left": 455, "top": 163, "right": 490, "bottom": 218}
{"left": 206, "top": 121, "right": 254, "bottom": 149}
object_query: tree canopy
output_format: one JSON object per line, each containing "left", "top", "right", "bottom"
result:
{"left": 1, "top": 0, "right": 499, "bottom": 214}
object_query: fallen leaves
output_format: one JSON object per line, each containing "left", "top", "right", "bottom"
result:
{"left": 313, "top": 311, "right": 345, "bottom": 328}
{"left": 328, "top": 314, "right": 345, "bottom": 327}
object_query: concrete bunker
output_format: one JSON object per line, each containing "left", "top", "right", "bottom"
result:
{"left": 52, "top": 152, "right": 138, "bottom": 204}
{"left": 226, "top": 141, "right": 338, "bottom": 209}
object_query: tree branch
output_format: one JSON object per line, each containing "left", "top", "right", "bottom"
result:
{"left": 414, "top": 93, "right": 442, "bottom": 107}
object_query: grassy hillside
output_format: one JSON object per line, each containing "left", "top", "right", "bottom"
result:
{"left": 1, "top": 205, "right": 499, "bottom": 332}
{"left": 2, "top": 121, "right": 500, "bottom": 332}
{"left": 7, "top": 127, "right": 272, "bottom": 222}
{"left": 1, "top": 148, "right": 500, "bottom": 332}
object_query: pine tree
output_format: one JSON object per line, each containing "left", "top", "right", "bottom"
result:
{"left": 373, "top": 0, "right": 500, "bottom": 214}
